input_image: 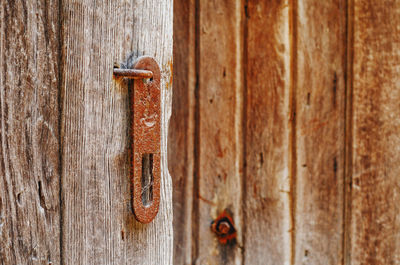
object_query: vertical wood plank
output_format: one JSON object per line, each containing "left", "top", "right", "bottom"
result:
{"left": 0, "top": 0, "right": 61, "bottom": 264}
{"left": 243, "top": 1, "right": 292, "bottom": 264}
{"left": 195, "top": 0, "right": 244, "bottom": 264}
{"left": 60, "top": 0, "right": 173, "bottom": 264}
{"left": 294, "top": 0, "right": 347, "bottom": 264}
{"left": 349, "top": 1, "right": 400, "bottom": 264}
{"left": 169, "top": 0, "right": 196, "bottom": 264}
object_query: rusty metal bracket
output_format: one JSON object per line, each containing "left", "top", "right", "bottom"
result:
{"left": 114, "top": 56, "right": 161, "bottom": 224}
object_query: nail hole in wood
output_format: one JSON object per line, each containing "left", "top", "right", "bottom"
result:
{"left": 17, "top": 193, "right": 22, "bottom": 205}
{"left": 38, "top": 181, "right": 45, "bottom": 209}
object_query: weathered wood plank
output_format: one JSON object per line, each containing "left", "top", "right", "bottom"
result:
{"left": 294, "top": 0, "right": 347, "bottom": 264}
{"left": 243, "top": 1, "right": 291, "bottom": 264}
{"left": 60, "top": 0, "right": 173, "bottom": 264}
{"left": 169, "top": 0, "right": 196, "bottom": 264}
{"left": 349, "top": 1, "right": 400, "bottom": 264}
{"left": 0, "top": 0, "right": 61, "bottom": 264}
{"left": 195, "top": 0, "right": 244, "bottom": 264}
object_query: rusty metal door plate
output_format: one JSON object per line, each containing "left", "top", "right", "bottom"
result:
{"left": 114, "top": 56, "right": 161, "bottom": 223}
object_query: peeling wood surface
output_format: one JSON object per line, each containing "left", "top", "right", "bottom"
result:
{"left": 60, "top": 0, "right": 173, "bottom": 264}
{"left": 0, "top": 1, "right": 61, "bottom": 264}
{"left": 349, "top": 0, "right": 400, "bottom": 264}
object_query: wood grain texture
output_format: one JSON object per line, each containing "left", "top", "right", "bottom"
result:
{"left": 0, "top": 1, "right": 61, "bottom": 264}
{"left": 349, "top": 1, "right": 400, "bottom": 264}
{"left": 169, "top": 0, "right": 196, "bottom": 264}
{"left": 195, "top": 0, "right": 244, "bottom": 264}
{"left": 294, "top": 0, "right": 347, "bottom": 264}
{"left": 169, "top": 1, "right": 400, "bottom": 264}
{"left": 243, "top": 1, "right": 291, "bottom": 264}
{"left": 60, "top": 0, "right": 173, "bottom": 264}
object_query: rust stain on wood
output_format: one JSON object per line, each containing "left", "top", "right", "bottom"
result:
{"left": 166, "top": 59, "right": 173, "bottom": 90}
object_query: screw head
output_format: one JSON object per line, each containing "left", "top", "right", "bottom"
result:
{"left": 217, "top": 221, "right": 231, "bottom": 235}
{"left": 211, "top": 210, "right": 237, "bottom": 244}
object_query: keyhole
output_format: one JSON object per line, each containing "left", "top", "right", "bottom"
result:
{"left": 141, "top": 153, "right": 154, "bottom": 206}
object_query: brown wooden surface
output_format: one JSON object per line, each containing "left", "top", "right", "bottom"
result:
{"left": 1, "top": 0, "right": 173, "bottom": 264}
{"left": 60, "top": 0, "right": 173, "bottom": 264}
{"left": 169, "top": 0, "right": 196, "bottom": 264}
{"left": 243, "top": 1, "right": 291, "bottom": 264}
{"left": 294, "top": 0, "right": 347, "bottom": 264}
{"left": 195, "top": 1, "right": 244, "bottom": 264}
{"left": 349, "top": 0, "right": 400, "bottom": 264}
{"left": 0, "top": 1, "right": 61, "bottom": 264}
{"left": 170, "top": 0, "right": 400, "bottom": 264}
{"left": 2, "top": 0, "right": 400, "bottom": 263}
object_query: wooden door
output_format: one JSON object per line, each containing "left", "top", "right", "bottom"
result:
{"left": 0, "top": 1, "right": 173, "bottom": 264}
{"left": 170, "top": 0, "right": 400, "bottom": 264}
